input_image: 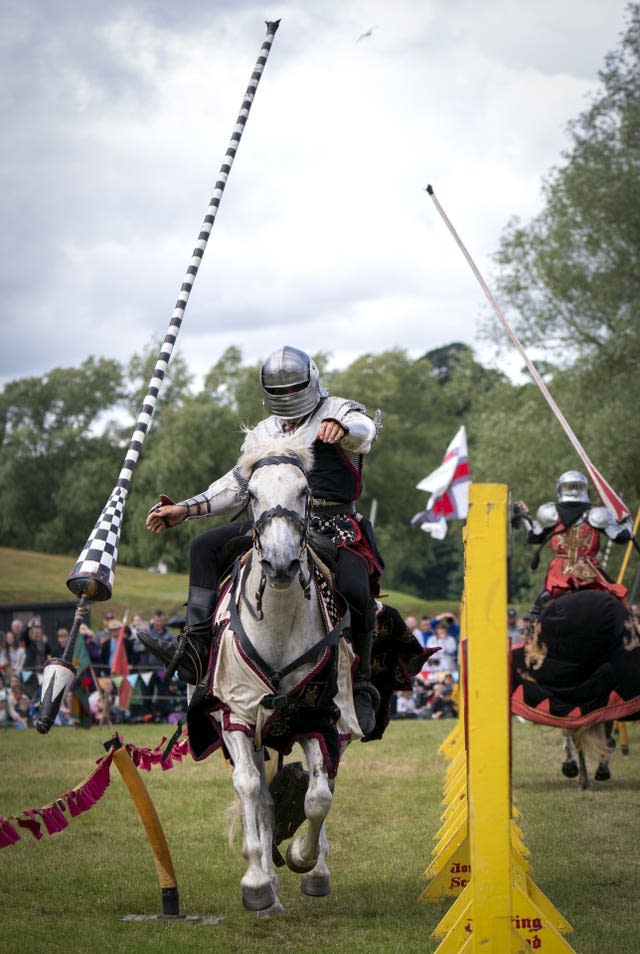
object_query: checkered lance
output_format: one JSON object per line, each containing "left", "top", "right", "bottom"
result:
{"left": 67, "top": 20, "right": 281, "bottom": 603}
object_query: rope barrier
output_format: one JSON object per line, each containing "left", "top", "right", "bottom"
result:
{"left": 0, "top": 731, "right": 189, "bottom": 848}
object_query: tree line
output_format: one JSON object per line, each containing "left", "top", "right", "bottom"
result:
{"left": 1, "top": 5, "right": 638, "bottom": 604}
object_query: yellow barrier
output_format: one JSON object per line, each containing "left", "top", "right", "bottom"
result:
{"left": 616, "top": 506, "right": 640, "bottom": 586}
{"left": 421, "top": 484, "right": 576, "bottom": 952}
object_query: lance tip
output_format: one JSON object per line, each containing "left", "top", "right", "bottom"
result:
{"left": 266, "top": 19, "right": 281, "bottom": 32}
{"left": 425, "top": 184, "right": 434, "bottom": 195}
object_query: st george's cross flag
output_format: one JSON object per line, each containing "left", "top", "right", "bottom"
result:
{"left": 411, "top": 426, "right": 471, "bottom": 539}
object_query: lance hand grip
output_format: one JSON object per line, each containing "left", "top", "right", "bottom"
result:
{"left": 35, "top": 596, "right": 91, "bottom": 734}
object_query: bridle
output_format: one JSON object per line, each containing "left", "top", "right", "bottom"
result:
{"left": 225, "top": 450, "right": 351, "bottom": 708}
{"left": 246, "top": 454, "right": 312, "bottom": 616}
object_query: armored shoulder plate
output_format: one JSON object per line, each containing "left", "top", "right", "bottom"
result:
{"left": 587, "top": 506, "right": 613, "bottom": 530}
{"left": 535, "top": 502, "right": 558, "bottom": 528}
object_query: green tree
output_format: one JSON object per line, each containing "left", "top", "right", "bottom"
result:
{"left": 125, "top": 338, "right": 194, "bottom": 424}
{"left": 0, "top": 358, "right": 126, "bottom": 553}
{"left": 478, "top": 4, "right": 640, "bottom": 600}
{"left": 326, "top": 345, "right": 500, "bottom": 600}
{"left": 490, "top": 3, "right": 640, "bottom": 365}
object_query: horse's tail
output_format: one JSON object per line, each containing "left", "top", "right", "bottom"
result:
{"left": 224, "top": 800, "right": 242, "bottom": 849}
{"left": 224, "top": 748, "right": 281, "bottom": 848}
{"left": 573, "top": 723, "right": 610, "bottom": 763}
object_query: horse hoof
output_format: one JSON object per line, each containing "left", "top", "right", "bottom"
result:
{"left": 301, "top": 873, "right": 331, "bottom": 897}
{"left": 621, "top": 745, "right": 629, "bottom": 755}
{"left": 562, "top": 759, "right": 579, "bottom": 779}
{"left": 256, "top": 898, "right": 285, "bottom": 917}
{"left": 595, "top": 764, "right": 612, "bottom": 781}
{"left": 242, "top": 884, "right": 276, "bottom": 911}
{"left": 285, "top": 844, "right": 316, "bottom": 874}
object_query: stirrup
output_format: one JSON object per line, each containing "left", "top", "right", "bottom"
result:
{"left": 166, "top": 630, "right": 211, "bottom": 684}
{"left": 353, "top": 680, "right": 381, "bottom": 738}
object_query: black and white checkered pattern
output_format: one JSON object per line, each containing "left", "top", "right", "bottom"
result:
{"left": 67, "top": 20, "right": 281, "bottom": 603}
{"left": 67, "top": 487, "right": 127, "bottom": 601}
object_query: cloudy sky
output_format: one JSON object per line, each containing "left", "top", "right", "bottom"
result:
{"left": 1, "top": 0, "right": 630, "bottom": 391}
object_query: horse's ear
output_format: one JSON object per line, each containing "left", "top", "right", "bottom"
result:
{"left": 238, "top": 429, "right": 261, "bottom": 475}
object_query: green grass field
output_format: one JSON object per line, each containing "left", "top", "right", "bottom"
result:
{"left": 1, "top": 719, "right": 639, "bottom": 954}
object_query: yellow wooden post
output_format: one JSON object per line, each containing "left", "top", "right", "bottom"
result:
{"left": 459, "top": 483, "right": 521, "bottom": 950}
{"left": 615, "top": 720, "right": 629, "bottom": 753}
{"left": 616, "top": 506, "right": 640, "bottom": 585}
{"left": 429, "top": 484, "right": 576, "bottom": 953}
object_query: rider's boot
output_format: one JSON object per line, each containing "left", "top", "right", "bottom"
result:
{"left": 139, "top": 586, "right": 216, "bottom": 684}
{"left": 350, "top": 629, "right": 380, "bottom": 738}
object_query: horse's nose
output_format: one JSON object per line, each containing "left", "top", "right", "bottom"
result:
{"left": 260, "top": 556, "right": 300, "bottom": 588}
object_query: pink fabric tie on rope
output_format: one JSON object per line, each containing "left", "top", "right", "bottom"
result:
{"left": 0, "top": 732, "right": 190, "bottom": 848}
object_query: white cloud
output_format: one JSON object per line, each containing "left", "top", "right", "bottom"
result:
{"left": 0, "top": 0, "right": 630, "bottom": 390}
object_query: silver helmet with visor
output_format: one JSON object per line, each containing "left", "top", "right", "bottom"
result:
{"left": 556, "top": 470, "right": 590, "bottom": 504}
{"left": 260, "top": 346, "right": 328, "bottom": 420}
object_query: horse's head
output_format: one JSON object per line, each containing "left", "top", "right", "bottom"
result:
{"left": 238, "top": 430, "right": 314, "bottom": 590}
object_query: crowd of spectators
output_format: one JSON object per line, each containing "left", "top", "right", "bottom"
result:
{"left": 391, "top": 611, "right": 462, "bottom": 721}
{"left": 0, "top": 610, "right": 188, "bottom": 730}
{"left": 4, "top": 601, "right": 638, "bottom": 731}
{"left": 392, "top": 602, "right": 640, "bottom": 722}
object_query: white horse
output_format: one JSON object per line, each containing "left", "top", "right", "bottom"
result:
{"left": 202, "top": 429, "right": 361, "bottom": 914}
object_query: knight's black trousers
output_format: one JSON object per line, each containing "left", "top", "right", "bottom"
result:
{"left": 188, "top": 524, "right": 374, "bottom": 639}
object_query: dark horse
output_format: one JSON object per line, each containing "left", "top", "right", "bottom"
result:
{"left": 511, "top": 589, "right": 640, "bottom": 788}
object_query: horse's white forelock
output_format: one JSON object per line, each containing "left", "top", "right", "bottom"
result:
{"left": 237, "top": 426, "right": 315, "bottom": 480}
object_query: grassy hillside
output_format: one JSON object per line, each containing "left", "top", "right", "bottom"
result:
{"left": 0, "top": 547, "right": 451, "bottom": 624}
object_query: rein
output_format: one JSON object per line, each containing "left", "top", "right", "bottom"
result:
{"left": 228, "top": 560, "right": 351, "bottom": 709}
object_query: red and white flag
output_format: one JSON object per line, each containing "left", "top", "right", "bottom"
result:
{"left": 411, "top": 426, "right": 471, "bottom": 539}
{"left": 111, "top": 613, "right": 132, "bottom": 710}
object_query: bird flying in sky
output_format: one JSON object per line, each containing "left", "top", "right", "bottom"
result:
{"left": 356, "top": 26, "right": 378, "bottom": 43}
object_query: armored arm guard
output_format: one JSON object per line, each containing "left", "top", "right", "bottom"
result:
{"left": 176, "top": 467, "right": 249, "bottom": 518}
{"left": 589, "top": 507, "right": 633, "bottom": 543}
{"left": 323, "top": 398, "right": 381, "bottom": 453}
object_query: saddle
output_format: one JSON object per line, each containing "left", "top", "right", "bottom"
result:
{"left": 511, "top": 589, "right": 640, "bottom": 727}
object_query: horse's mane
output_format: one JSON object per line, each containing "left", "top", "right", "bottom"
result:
{"left": 237, "top": 427, "right": 315, "bottom": 480}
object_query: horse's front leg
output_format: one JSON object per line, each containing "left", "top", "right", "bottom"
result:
{"left": 577, "top": 744, "right": 590, "bottom": 790}
{"left": 595, "top": 723, "right": 612, "bottom": 782}
{"left": 301, "top": 821, "right": 332, "bottom": 897}
{"left": 561, "top": 729, "right": 579, "bottom": 779}
{"left": 223, "top": 731, "right": 281, "bottom": 912}
{"left": 286, "top": 738, "right": 332, "bottom": 875}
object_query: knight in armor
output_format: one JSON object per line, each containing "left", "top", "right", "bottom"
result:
{"left": 140, "top": 346, "right": 384, "bottom": 736}
{"left": 512, "top": 470, "right": 632, "bottom": 616}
